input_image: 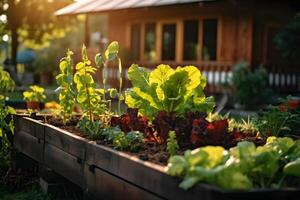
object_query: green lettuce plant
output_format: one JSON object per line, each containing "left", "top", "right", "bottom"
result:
{"left": 56, "top": 50, "right": 77, "bottom": 124}
{"left": 167, "top": 137, "right": 300, "bottom": 190}
{"left": 125, "top": 64, "right": 215, "bottom": 119}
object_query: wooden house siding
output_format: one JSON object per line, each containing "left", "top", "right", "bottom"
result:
{"left": 68, "top": 1, "right": 299, "bottom": 94}
{"left": 107, "top": 2, "right": 255, "bottom": 65}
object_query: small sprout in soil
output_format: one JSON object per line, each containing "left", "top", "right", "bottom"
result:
{"left": 167, "top": 131, "right": 179, "bottom": 156}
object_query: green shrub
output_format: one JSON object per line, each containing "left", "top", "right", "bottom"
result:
{"left": 230, "top": 61, "right": 272, "bottom": 107}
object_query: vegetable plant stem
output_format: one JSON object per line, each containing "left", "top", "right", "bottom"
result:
{"left": 103, "top": 62, "right": 107, "bottom": 101}
{"left": 84, "top": 65, "right": 93, "bottom": 122}
{"left": 118, "top": 57, "right": 122, "bottom": 115}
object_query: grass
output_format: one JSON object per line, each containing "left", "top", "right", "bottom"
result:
{"left": 0, "top": 184, "right": 52, "bottom": 200}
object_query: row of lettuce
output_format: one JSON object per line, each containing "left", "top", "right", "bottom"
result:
{"left": 1, "top": 41, "right": 300, "bottom": 191}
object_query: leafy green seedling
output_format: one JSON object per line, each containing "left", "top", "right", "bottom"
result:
{"left": 78, "top": 117, "right": 104, "bottom": 140}
{"left": 74, "top": 45, "right": 105, "bottom": 121}
{"left": 95, "top": 41, "right": 123, "bottom": 115}
{"left": 167, "top": 131, "right": 179, "bottom": 156}
{"left": 56, "top": 50, "right": 77, "bottom": 124}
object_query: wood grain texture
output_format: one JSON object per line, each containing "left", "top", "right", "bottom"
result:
{"left": 44, "top": 124, "right": 88, "bottom": 160}
{"left": 85, "top": 164, "right": 163, "bottom": 200}
{"left": 44, "top": 143, "right": 85, "bottom": 188}
{"left": 85, "top": 142, "right": 215, "bottom": 200}
{"left": 14, "top": 130, "right": 44, "bottom": 163}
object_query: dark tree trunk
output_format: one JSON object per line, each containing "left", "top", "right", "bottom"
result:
{"left": 11, "top": 26, "right": 18, "bottom": 72}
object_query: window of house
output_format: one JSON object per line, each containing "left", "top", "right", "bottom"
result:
{"left": 183, "top": 20, "right": 199, "bottom": 61}
{"left": 130, "top": 24, "right": 141, "bottom": 60}
{"left": 162, "top": 24, "right": 176, "bottom": 61}
{"left": 202, "top": 19, "right": 218, "bottom": 61}
{"left": 144, "top": 23, "right": 156, "bottom": 62}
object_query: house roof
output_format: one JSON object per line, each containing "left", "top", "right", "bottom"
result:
{"left": 55, "top": 0, "right": 215, "bottom": 16}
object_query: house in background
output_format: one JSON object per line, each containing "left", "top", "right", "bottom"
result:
{"left": 56, "top": 0, "right": 300, "bottom": 93}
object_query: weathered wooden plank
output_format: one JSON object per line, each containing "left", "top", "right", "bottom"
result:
{"left": 84, "top": 164, "right": 163, "bottom": 200}
{"left": 44, "top": 143, "right": 85, "bottom": 188}
{"left": 14, "top": 130, "right": 44, "bottom": 163}
{"left": 44, "top": 124, "right": 87, "bottom": 160}
{"left": 85, "top": 142, "right": 209, "bottom": 200}
{"left": 14, "top": 115, "right": 45, "bottom": 139}
{"left": 14, "top": 116, "right": 300, "bottom": 200}
{"left": 14, "top": 115, "right": 33, "bottom": 136}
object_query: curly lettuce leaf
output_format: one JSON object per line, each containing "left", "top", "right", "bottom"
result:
{"left": 125, "top": 64, "right": 215, "bottom": 118}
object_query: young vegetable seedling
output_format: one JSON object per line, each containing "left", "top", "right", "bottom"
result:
{"left": 56, "top": 50, "right": 77, "bottom": 124}
{"left": 95, "top": 41, "right": 124, "bottom": 115}
{"left": 74, "top": 45, "right": 105, "bottom": 122}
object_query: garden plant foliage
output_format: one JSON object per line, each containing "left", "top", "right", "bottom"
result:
{"left": 23, "top": 85, "right": 46, "bottom": 102}
{"left": 125, "top": 64, "right": 215, "bottom": 119}
{"left": 230, "top": 61, "right": 272, "bottom": 107}
{"left": 0, "top": 67, "right": 16, "bottom": 171}
{"left": 168, "top": 137, "right": 300, "bottom": 190}
{"left": 56, "top": 50, "right": 77, "bottom": 124}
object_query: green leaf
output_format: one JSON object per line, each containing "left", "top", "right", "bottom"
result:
{"left": 59, "top": 60, "right": 68, "bottom": 73}
{"left": 76, "top": 62, "right": 85, "bottom": 70}
{"left": 133, "top": 87, "right": 159, "bottom": 109}
{"left": 178, "top": 65, "right": 201, "bottom": 91}
{"left": 7, "top": 106, "right": 16, "bottom": 114}
{"left": 95, "top": 53, "right": 103, "bottom": 67}
{"left": 80, "top": 74, "right": 94, "bottom": 85}
{"left": 167, "top": 156, "right": 189, "bottom": 176}
{"left": 149, "top": 64, "right": 174, "bottom": 86}
{"left": 179, "top": 176, "right": 202, "bottom": 190}
{"left": 108, "top": 88, "right": 118, "bottom": 98}
{"left": 125, "top": 89, "right": 157, "bottom": 118}
{"left": 128, "top": 64, "right": 151, "bottom": 90}
{"left": 77, "top": 91, "right": 87, "bottom": 103}
{"left": 149, "top": 64, "right": 174, "bottom": 100}
{"left": 105, "top": 41, "right": 119, "bottom": 61}
{"left": 161, "top": 70, "right": 189, "bottom": 112}
{"left": 284, "top": 157, "right": 300, "bottom": 177}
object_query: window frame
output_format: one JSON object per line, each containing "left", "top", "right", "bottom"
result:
{"left": 127, "top": 16, "right": 221, "bottom": 63}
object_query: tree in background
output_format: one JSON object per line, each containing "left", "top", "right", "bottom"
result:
{"left": 274, "top": 14, "right": 300, "bottom": 62}
{"left": 0, "top": 0, "right": 75, "bottom": 70}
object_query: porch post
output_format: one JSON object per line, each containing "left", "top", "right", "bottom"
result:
{"left": 84, "top": 14, "right": 90, "bottom": 47}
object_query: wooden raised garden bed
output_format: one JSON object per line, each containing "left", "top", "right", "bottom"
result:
{"left": 13, "top": 115, "right": 300, "bottom": 200}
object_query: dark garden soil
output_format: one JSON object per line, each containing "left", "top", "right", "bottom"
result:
{"left": 44, "top": 115, "right": 264, "bottom": 166}
{"left": 46, "top": 116, "right": 172, "bottom": 165}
